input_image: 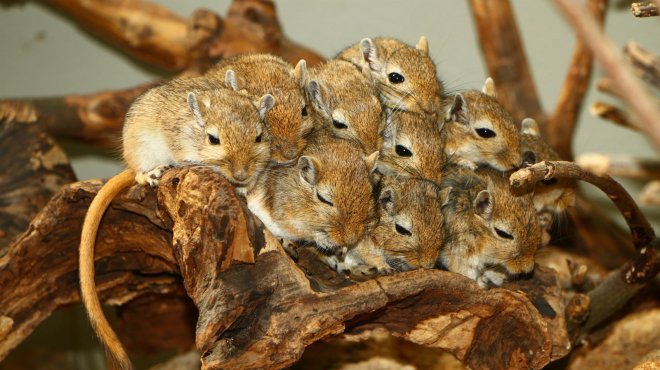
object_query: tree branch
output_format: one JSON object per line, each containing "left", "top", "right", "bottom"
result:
{"left": 631, "top": 2, "right": 659, "bottom": 17}
{"left": 576, "top": 153, "right": 660, "bottom": 179}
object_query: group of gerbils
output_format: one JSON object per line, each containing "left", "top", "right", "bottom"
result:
{"left": 123, "top": 36, "right": 576, "bottom": 287}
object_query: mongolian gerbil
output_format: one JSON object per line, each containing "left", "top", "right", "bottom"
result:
{"left": 80, "top": 78, "right": 274, "bottom": 370}
{"left": 442, "top": 78, "right": 523, "bottom": 172}
{"left": 335, "top": 176, "right": 447, "bottom": 276}
{"left": 375, "top": 109, "right": 444, "bottom": 183}
{"left": 206, "top": 53, "right": 312, "bottom": 164}
{"left": 337, "top": 36, "right": 445, "bottom": 115}
{"left": 247, "top": 136, "right": 377, "bottom": 254}
{"left": 439, "top": 165, "right": 541, "bottom": 287}
{"left": 306, "top": 59, "right": 383, "bottom": 154}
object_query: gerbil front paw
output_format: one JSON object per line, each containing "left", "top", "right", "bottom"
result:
{"left": 136, "top": 164, "right": 175, "bottom": 187}
{"left": 456, "top": 159, "right": 477, "bottom": 170}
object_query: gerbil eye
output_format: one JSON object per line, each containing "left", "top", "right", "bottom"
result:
{"left": 208, "top": 134, "right": 220, "bottom": 145}
{"left": 541, "top": 178, "right": 558, "bottom": 186}
{"left": 255, "top": 133, "right": 262, "bottom": 143}
{"left": 395, "top": 223, "right": 412, "bottom": 236}
{"left": 317, "top": 192, "right": 333, "bottom": 206}
{"left": 333, "top": 120, "right": 348, "bottom": 129}
{"left": 388, "top": 72, "right": 405, "bottom": 84}
{"left": 395, "top": 145, "right": 412, "bottom": 157}
{"left": 475, "top": 128, "right": 496, "bottom": 138}
{"left": 302, "top": 105, "right": 308, "bottom": 117}
{"left": 495, "top": 228, "right": 514, "bottom": 240}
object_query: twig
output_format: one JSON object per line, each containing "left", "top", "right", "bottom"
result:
{"left": 576, "top": 153, "right": 660, "bottom": 179}
{"left": 623, "top": 42, "right": 660, "bottom": 89}
{"left": 639, "top": 180, "right": 660, "bottom": 206}
{"left": 553, "top": 0, "right": 660, "bottom": 151}
{"left": 596, "top": 77, "right": 623, "bottom": 99}
{"left": 590, "top": 102, "right": 641, "bottom": 131}
{"left": 631, "top": 2, "right": 659, "bottom": 17}
{"left": 548, "top": 0, "right": 607, "bottom": 160}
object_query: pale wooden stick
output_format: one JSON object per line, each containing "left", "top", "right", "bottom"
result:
{"left": 576, "top": 153, "right": 660, "bottom": 179}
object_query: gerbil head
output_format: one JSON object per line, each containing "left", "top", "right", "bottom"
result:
{"left": 305, "top": 66, "right": 383, "bottom": 154}
{"left": 375, "top": 109, "right": 444, "bottom": 183}
{"left": 440, "top": 169, "right": 541, "bottom": 287}
{"left": 291, "top": 142, "right": 377, "bottom": 252}
{"left": 358, "top": 36, "right": 444, "bottom": 116}
{"left": 520, "top": 118, "right": 576, "bottom": 214}
{"left": 187, "top": 90, "right": 274, "bottom": 193}
{"left": 372, "top": 176, "right": 447, "bottom": 271}
{"left": 442, "top": 84, "right": 523, "bottom": 171}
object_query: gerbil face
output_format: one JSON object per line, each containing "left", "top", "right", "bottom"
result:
{"left": 376, "top": 110, "right": 444, "bottom": 183}
{"left": 442, "top": 90, "right": 523, "bottom": 172}
{"left": 188, "top": 91, "right": 273, "bottom": 194}
{"left": 372, "top": 177, "right": 446, "bottom": 271}
{"left": 441, "top": 168, "right": 540, "bottom": 287}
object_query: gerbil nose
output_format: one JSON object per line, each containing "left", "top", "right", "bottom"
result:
{"left": 283, "top": 147, "right": 299, "bottom": 160}
{"left": 234, "top": 169, "right": 247, "bottom": 182}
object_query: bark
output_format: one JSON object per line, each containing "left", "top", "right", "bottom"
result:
{"left": 631, "top": 2, "right": 659, "bottom": 17}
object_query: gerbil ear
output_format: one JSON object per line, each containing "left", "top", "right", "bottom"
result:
{"left": 381, "top": 109, "right": 396, "bottom": 147}
{"left": 294, "top": 59, "right": 308, "bottom": 89}
{"left": 256, "top": 94, "right": 275, "bottom": 121}
{"left": 446, "top": 94, "right": 468, "bottom": 124}
{"left": 365, "top": 151, "right": 379, "bottom": 171}
{"left": 416, "top": 36, "right": 429, "bottom": 54}
{"left": 482, "top": 77, "right": 497, "bottom": 97}
{"left": 379, "top": 187, "right": 396, "bottom": 216}
{"left": 473, "top": 190, "right": 493, "bottom": 221}
{"left": 521, "top": 118, "right": 541, "bottom": 136}
{"left": 225, "top": 70, "right": 240, "bottom": 91}
{"left": 306, "top": 80, "right": 330, "bottom": 117}
{"left": 298, "top": 155, "right": 319, "bottom": 186}
{"left": 360, "top": 38, "right": 382, "bottom": 72}
{"left": 187, "top": 92, "right": 205, "bottom": 127}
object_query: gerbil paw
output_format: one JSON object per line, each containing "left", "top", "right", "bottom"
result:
{"left": 347, "top": 264, "right": 379, "bottom": 278}
{"left": 282, "top": 239, "right": 299, "bottom": 260}
{"left": 457, "top": 159, "right": 477, "bottom": 170}
{"left": 138, "top": 165, "right": 175, "bottom": 187}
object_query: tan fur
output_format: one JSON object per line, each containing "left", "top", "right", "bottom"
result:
{"left": 81, "top": 78, "right": 273, "bottom": 370}
{"left": 207, "top": 53, "right": 311, "bottom": 163}
{"left": 440, "top": 165, "right": 541, "bottom": 287}
{"left": 376, "top": 110, "right": 444, "bottom": 183}
{"left": 337, "top": 37, "right": 445, "bottom": 116}
{"left": 339, "top": 176, "right": 447, "bottom": 275}
{"left": 247, "top": 137, "right": 376, "bottom": 253}
{"left": 307, "top": 59, "right": 384, "bottom": 154}
{"left": 442, "top": 88, "right": 523, "bottom": 171}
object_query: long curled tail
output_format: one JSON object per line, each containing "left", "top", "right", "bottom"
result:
{"left": 79, "top": 169, "right": 135, "bottom": 370}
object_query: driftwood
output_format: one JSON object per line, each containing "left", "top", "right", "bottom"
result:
{"left": 0, "top": 166, "right": 569, "bottom": 370}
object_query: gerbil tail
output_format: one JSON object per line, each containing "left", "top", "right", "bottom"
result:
{"left": 79, "top": 168, "right": 135, "bottom": 370}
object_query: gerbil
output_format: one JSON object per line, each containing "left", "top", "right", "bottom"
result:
{"left": 335, "top": 176, "right": 447, "bottom": 277}
{"left": 247, "top": 136, "right": 377, "bottom": 254}
{"left": 442, "top": 78, "right": 523, "bottom": 172}
{"left": 337, "top": 36, "right": 445, "bottom": 116}
{"left": 80, "top": 78, "right": 274, "bottom": 370}
{"left": 306, "top": 59, "right": 384, "bottom": 154}
{"left": 206, "top": 53, "right": 311, "bottom": 164}
{"left": 375, "top": 109, "right": 444, "bottom": 183}
{"left": 439, "top": 165, "right": 541, "bottom": 287}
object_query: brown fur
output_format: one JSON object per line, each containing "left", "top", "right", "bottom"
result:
{"left": 376, "top": 110, "right": 444, "bottom": 183}
{"left": 247, "top": 136, "right": 377, "bottom": 253}
{"left": 442, "top": 89, "right": 523, "bottom": 172}
{"left": 307, "top": 59, "right": 384, "bottom": 154}
{"left": 440, "top": 165, "right": 541, "bottom": 287}
{"left": 337, "top": 37, "right": 445, "bottom": 116}
{"left": 206, "top": 53, "right": 311, "bottom": 163}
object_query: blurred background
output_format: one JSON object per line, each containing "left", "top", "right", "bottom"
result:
{"left": 0, "top": 1, "right": 658, "bottom": 369}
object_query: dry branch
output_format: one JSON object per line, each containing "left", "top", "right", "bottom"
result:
{"left": 590, "top": 101, "right": 641, "bottom": 131}
{"left": 576, "top": 153, "right": 660, "bottom": 179}
{"left": 631, "top": 2, "right": 659, "bottom": 17}
{"left": 624, "top": 42, "right": 660, "bottom": 89}
{"left": 640, "top": 180, "right": 660, "bottom": 206}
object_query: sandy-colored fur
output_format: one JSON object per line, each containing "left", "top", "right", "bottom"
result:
{"left": 375, "top": 110, "right": 444, "bottom": 183}
{"left": 338, "top": 176, "right": 446, "bottom": 276}
{"left": 307, "top": 59, "right": 383, "bottom": 154}
{"left": 440, "top": 165, "right": 541, "bottom": 287}
{"left": 206, "top": 53, "right": 311, "bottom": 163}
{"left": 442, "top": 89, "right": 523, "bottom": 172}
{"left": 247, "top": 137, "right": 376, "bottom": 253}
{"left": 337, "top": 37, "right": 445, "bottom": 116}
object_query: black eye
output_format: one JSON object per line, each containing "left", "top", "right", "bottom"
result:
{"left": 255, "top": 133, "right": 262, "bottom": 143}
{"left": 495, "top": 228, "right": 514, "bottom": 240}
{"left": 541, "top": 178, "right": 558, "bottom": 186}
{"left": 333, "top": 120, "right": 348, "bottom": 129}
{"left": 302, "top": 106, "right": 308, "bottom": 117}
{"left": 475, "top": 128, "right": 496, "bottom": 138}
{"left": 317, "top": 192, "right": 333, "bottom": 206}
{"left": 395, "top": 223, "right": 412, "bottom": 236}
{"left": 388, "top": 72, "right": 405, "bottom": 84}
{"left": 208, "top": 134, "right": 220, "bottom": 145}
{"left": 395, "top": 145, "right": 412, "bottom": 157}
